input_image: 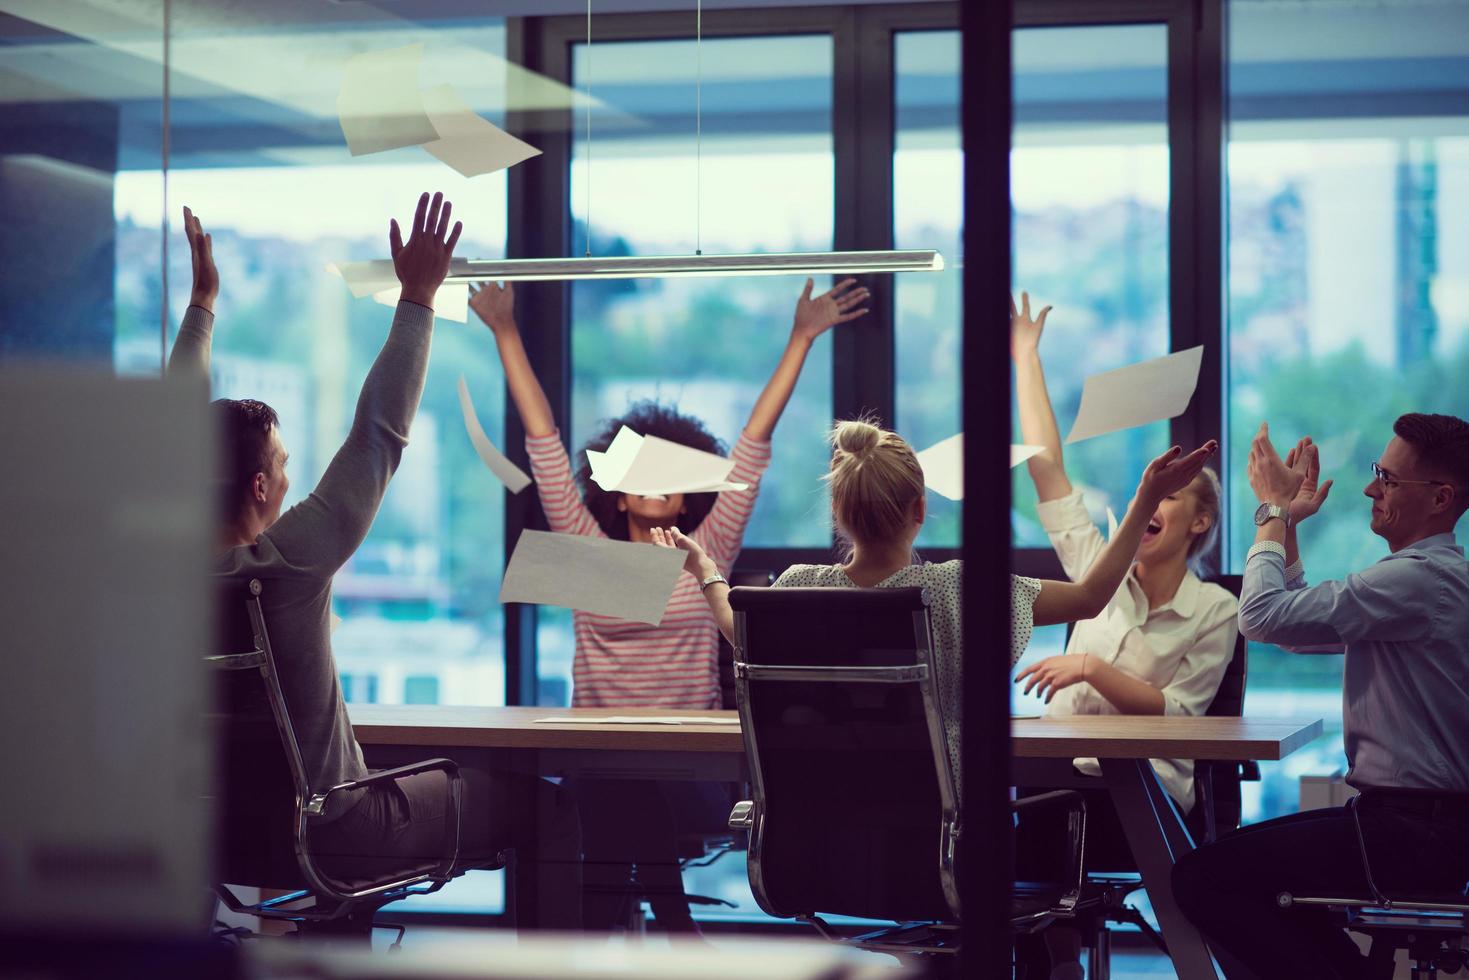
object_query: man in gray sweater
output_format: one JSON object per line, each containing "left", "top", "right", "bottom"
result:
{"left": 174, "top": 193, "right": 580, "bottom": 929}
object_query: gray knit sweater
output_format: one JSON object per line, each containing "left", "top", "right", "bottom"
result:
{"left": 171, "top": 300, "right": 434, "bottom": 821}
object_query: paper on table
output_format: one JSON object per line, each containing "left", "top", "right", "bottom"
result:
{"left": 1065, "top": 346, "right": 1204, "bottom": 444}
{"left": 371, "top": 283, "right": 469, "bottom": 323}
{"left": 532, "top": 716, "right": 741, "bottom": 726}
{"left": 587, "top": 426, "right": 748, "bottom": 496}
{"left": 914, "top": 434, "right": 1047, "bottom": 501}
{"left": 337, "top": 43, "right": 439, "bottom": 157}
{"left": 421, "top": 84, "right": 543, "bottom": 178}
{"left": 457, "top": 376, "right": 531, "bottom": 493}
{"left": 501, "top": 530, "right": 685, "bottom": 625}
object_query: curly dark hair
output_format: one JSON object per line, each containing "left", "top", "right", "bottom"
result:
{"left": 575, "top": 400, "right": 729, "bottom": 540}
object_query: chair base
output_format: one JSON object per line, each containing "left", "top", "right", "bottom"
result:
{"left": 798, "top": 915, "right": 961, "bottom": 956}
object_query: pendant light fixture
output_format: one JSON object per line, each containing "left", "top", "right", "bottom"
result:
{"left": 343, "top": 1, "right": 945, "bottom": 284}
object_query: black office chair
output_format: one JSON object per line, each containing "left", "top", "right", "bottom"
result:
{"left": 1193, "top": 573, "right": 1259, "bottom": 844}
{"left": 208, "top": 578, "right": 485, "bottom": 942}
{"left": 725, "top": 586, "right": 1088, "bottom": 959}
{"left": 1277, "top": 793, "right": 1469, "bottom": 980}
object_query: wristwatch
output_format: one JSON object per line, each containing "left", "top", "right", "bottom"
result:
{"left": 1253, "top": 501, "right": 1292, "bottom": 529}
{"left": 699, "top": 573, "right": 729, "bottom": 592}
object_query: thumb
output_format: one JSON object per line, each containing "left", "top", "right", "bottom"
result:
{"left": 389, "top": 218, "right": 404, "bottom": 257}
{"left": 1316, "top": 479, "right": 1334, "bottom": 502}
{"left": 801, "top": 278, "right": 813, "bottom": 302}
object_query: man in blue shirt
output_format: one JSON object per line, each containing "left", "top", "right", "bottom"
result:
{"left": 1172, "top": 413, "right": 1469, "bottom": 980}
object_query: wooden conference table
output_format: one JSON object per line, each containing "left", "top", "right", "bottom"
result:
{"left": 352, "top": 705, "right": 1322, "bottom": 980}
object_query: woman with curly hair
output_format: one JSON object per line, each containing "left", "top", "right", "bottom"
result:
{"left": 471, "top": 277, "right": 868, "bottom": 709}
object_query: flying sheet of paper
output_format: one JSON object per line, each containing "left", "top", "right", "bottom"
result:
{"left": 532, "top": 716, "right": 741, "bottom": 726}
{"left": 420, "top": 84, "right": 543, "bottom": 178}
{"left": 330, "top": 613, "right": 343, "bottom": 633}
{"left": 587, "top": 426, "right": 748, "bottom": 496}
{"left": 501, "top": 530, "right": 685, "bottom": 625}
{"left": 371, "top": 283, "right": 469, "bottom": 323}
{"left": 457, "top": 376, "right": 531, "bottom": 493}
{"left": 1065, "top": 346, "right": 1204, "bottom": 444}
{"left": 337, "top": 43, "right": 439, "bottom": 157}
{"left": 913, "top": 434, "right": 1046, "bottom": 501}
{"left": 330, "top": 260, "right": 399, "bottom": 299}
{"left": 1106, "top": 506, "right": 1119, "bottom": 542}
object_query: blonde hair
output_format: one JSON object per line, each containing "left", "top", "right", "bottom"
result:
{"left": 1186, "top": 465, "right": 1222, "bottom": 573}
{"left": 824, "top": 417, "right": 926, "bottom": 546}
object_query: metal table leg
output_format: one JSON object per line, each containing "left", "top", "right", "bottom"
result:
{"left": 1100, "top": 756, "right": 1218, "bottom": 980}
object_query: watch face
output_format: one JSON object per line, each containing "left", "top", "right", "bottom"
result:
{"left": 1254, "top": 502, "right": 1273, "bottom": 526}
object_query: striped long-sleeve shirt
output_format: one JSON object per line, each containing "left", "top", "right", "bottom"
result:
{"left": 525, "top": 429, "right": 772, "bottom": 708}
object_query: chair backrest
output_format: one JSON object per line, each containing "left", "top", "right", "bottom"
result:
{"left": 206, "top": 577, "right": 313, "bottom": 890}
{"left": 1202, "top": 574, "right": 1247, "bottom": 718}
{"left": 728, "top": 586, "right": 959, "bottom": 924}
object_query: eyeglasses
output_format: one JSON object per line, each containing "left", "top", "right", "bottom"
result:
{"left": 1370, "top": 462, "right": 1450, "bottom": 490}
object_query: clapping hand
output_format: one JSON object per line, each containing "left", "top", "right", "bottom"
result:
{"left": 1135, "top": 440, "right": 1219, "bottom": 506}
{"left": 1284, "top": 436, "right": 1334, "bottom": 525}
{"left": 1010, "top": 291, "right": 1052, "bottom": 361}
{"left": 792, "top": 278, "right": 870, "bottom": 343}
{"left": 1247, "top": 423, "right": 1306, "bottom": 508}
{"left": 390, "top": 191, "right": 463, "bottom": 309}
{"left": 183, "top": 205, "right": 218, "bottom": 312}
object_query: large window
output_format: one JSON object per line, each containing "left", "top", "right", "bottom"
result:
{"left": 1226, "top": 0, "right": 1469, "bottom": 822}
{"left": 895, "top": 25, "right": 1171, "bottom": 549}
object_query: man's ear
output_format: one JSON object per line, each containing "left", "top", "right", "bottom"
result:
{"left": 252, "top": 471, "right": 269, "bottom": 504}
{"left": 616, "top": 494, "right": 628, "bottom": 513}
{"left": 1433, "top": 483, "right": 1457, "bottom": 516}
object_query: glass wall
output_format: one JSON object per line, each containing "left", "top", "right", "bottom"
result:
{"left": 1227, "top": 0, "right": 1469, "bottom": 822}
{"left": 894, "top": 25, "right": 1170, "bottom": 549}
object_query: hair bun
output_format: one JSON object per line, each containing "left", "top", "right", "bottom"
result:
{"left": 830, "top": 418, "right": 881, "bottom": 457}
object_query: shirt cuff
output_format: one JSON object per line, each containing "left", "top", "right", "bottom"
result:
{"left": 1035, "top": 488, "right": 1092, "bottom": 533}
{"left": 1246, "top": 540, "right": 1287, "bottom": 563}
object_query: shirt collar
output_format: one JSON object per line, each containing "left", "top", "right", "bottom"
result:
{"left": 1399, "top": 532, "right": 1459, "bottom": 555}
{"left": 1123, "top": 567, "right": 1201, "bottom": 619}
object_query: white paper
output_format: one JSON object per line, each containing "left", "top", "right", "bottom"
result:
{"left": 532, "top": 716, "right": 740, "bottom": 726}
{"left": 331, "top": 260, "right": 399, "bottom": 299}
{"left": 330, "top": 613, "right": 343, "bottom": 633}
{"left": 1065, "top": 346, "right": 1204, "bottom": 444}
{"left": 1106, "top": 506, "right": 1119, "bottom": 542}
{"left": 587, "top": 426, "right": 748, "bottom": 496}
{"left": 501, "top": 530, "right": 685, "bottom": 625}
{"left": 337, "top": 43, "right": 439, "bottom": 157}
{"left": 914, "top": 434, "right": 1046, "bottom": 501}
{"left": 371, "top": 283, "right": 469, "bottom": 323}
{"left": 457, "top": 376, "right": 531, "bottom": 493}
{"left": 420, "top": 84, "right": 543, "bottom": 178}
{"left": 1012, "top": 444, "right": 1045, "bottom": 468}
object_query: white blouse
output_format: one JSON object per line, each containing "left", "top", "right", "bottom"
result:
{"left": 1036, "top": 489, "right": 1239, "bottom": 809}
{"left": 772, "top": 560, "right": 1044, "bottom": 804}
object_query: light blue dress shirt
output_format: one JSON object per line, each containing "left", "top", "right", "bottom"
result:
{"left": 1239, "top": 532, "right": 1469, "bottom": 792}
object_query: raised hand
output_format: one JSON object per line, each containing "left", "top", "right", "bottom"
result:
{"left": 1247, "top": 422, "right": 1306, "bottom": 508}
{"left": 792, "top": 277, "right": 870, "bottom": 343}
{"left": 1283, "top": 435, "right": 1333, "bottom": 523}
{"left": 1010, "top": 290, "right": 1052, "bottom": 361}
{"left": 183, "top": 205, "right": 218, "bottom": 312}
{"left": 469, "top": 280, "right": 516, "bottom": 335}
{"left": 389, "top": 191, "right": 463, "bottom": 309}
{"left": 650, "top": 525, "right": 713, "bottom": 579}
{"left": 1136, "top": 440, "right": 1219, "bottom": 505}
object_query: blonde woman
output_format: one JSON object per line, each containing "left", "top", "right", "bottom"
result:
{"left": 1010, "top": 293, "right": 1238, "bottom": 813}
{"left": 652, "top": 417, "right": 1217, "bottom": 800}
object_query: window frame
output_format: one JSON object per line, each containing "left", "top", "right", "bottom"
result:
{"left": 501, "top": 0, "right": 1225, "bottom": 705}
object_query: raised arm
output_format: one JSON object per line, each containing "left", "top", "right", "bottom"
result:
{"left": 469, "top": 281, "right": 556, "bottom": 438}
{"left": 167, "top": 205, "right": 219, "bottom": 377}
{"left": 1010, "top": 291, "right": 1073, "bottom": 501}
{"left": 743, "top": 278, "right": 869, "bottom": 441}
{"left": 264, "top": 192, "right": 462, "bottom": 573}
{"left": 1030, "top": 439, "right": 1218, "bottom": 627}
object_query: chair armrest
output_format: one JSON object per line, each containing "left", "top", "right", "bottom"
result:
{"left": 297, "top": 758, "right": 464, "bottom": 903}
{"left": 1010, "top": 789, "right": 1084, "bottom": 815}
{"left": 1012, "top": 790, "right": 1087, "bottom": 914}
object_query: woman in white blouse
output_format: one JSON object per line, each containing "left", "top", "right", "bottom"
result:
{"left": 1010, "top": 293, "right": 1239, "bottom": 810}
{"left": 652, "top": 417, "right": 1218, "bottom": 803}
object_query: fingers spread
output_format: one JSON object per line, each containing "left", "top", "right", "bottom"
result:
{"left": 1010, "top": 293, "right": 1020, "bottom": 318}
{"left": 1036, "top": 305, "right": 1052, "bottom": 328}
{"left": 446, "top": 220, "right": 463, "bottom": 253}
{"left": 436, "top": 199, "right": 453, "bottom": 240}
{"left": 412, "top": 192, "right": 430, "bottom": 235}
{"left": 801, "top": 278, "right": 814, "bottom": 300}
